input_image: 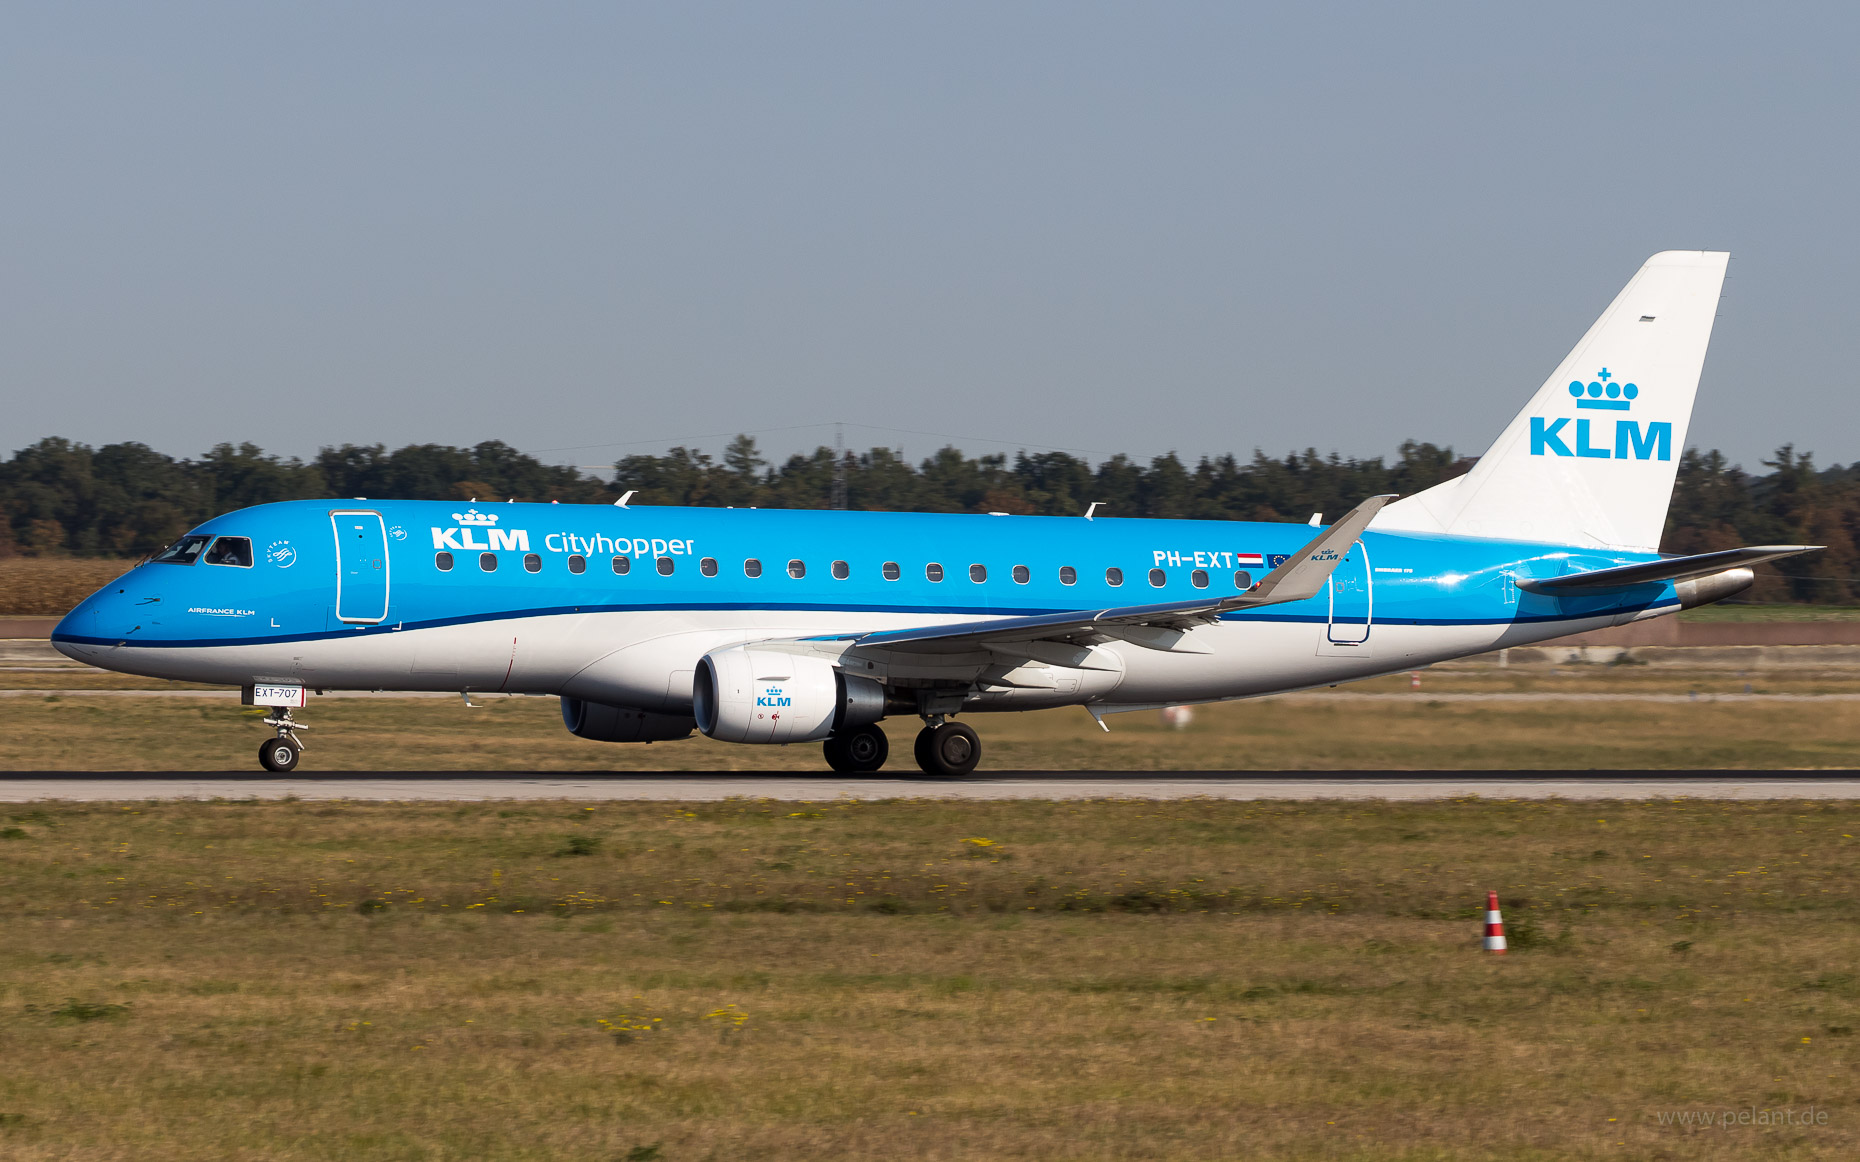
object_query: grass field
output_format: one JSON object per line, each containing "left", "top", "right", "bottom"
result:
{"left": 1, "top": 798, "right": 1856, "bottom": 1160}
{"left": 3, "top": 681, "right": 1860, "bottom": 771}
{"left": 0, "top": 558, "right": 135, "bottom": 617}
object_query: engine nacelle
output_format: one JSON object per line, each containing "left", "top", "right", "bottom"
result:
{"left": 693, "top": 647, "right": 885, "bottom": 744}
{"left": 561, "top": 697, "right": 696, "bottom": 743}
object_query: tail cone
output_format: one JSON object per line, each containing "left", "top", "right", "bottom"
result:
{"left": 1484, "top": 890, "right": 1508, "bottom": 954}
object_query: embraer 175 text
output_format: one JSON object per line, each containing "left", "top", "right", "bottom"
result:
{"left": 54, "top": 251, "right": 1817, "bottom": 775}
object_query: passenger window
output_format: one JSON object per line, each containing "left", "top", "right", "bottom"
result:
{"left": 744, "top": 558, "right": 763, "bottom": 578}
{"left": 1011, "top": 564, "right": 1030, "bottom": 584}
{"left": 1105, "top": 567, "right": 1123, "bottom": 587}
{"left": 925, "top": 563, "right": 944, "bottom": 582}
{"left": 567, "top": 554, "right": 586, "bottom": 574}
{"left": 787, "top": 559, "right": 806, "bottom": 579}
{"left": 204, "top": 536, "right": 253, "bottom": 568}
{"left": 435, "top": 551, "right": 454, "bottom": 572}
{"left": 1234, "top": 570, "right": 1254, "bottom": 590}
{"left": 969, "top": 564, "right": 987, "bottom": 583}
{"left": 1148, "top": 568, "right": 1167, "bottom": 587}
{"left": 151, "top": 534, "right": 211, "bottom": 565}
{"left": 657, "top": 556, "right": 675, "bottom": 576}
{"left": 831, "top": 560, "right": 850, "bottom": 580}
{"left": 1191, "top": 569, "right": 1209, "bottom": 589}
{"left": 700, "top": 557, "right": 719, "bottom": 577}
{"left": 882, "top": 561, "right": 900, "bottom": 581}
{"left": 612, "top": 555, "right": 630, "bottom": 575}
{"left": 480, "top": 553, "right": 498, "bottom": 572}
{"left": 524, "top": 553, "right": 542, "bottom": 573}
{"left": 1059, "top": 566, "right": 1077, "bottom": 585}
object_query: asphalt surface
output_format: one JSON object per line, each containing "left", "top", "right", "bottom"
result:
{"left": 6, "top": 688, "right": 1860, "bottom": 703}
{"left": 3, "top": 771, "right": 1858, "bottom": 801}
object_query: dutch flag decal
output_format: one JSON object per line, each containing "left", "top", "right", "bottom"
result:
{"left": 1235, "top": 553, "right": 1265, "bottom": 568}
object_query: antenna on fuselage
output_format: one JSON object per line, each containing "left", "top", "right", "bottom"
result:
{"left": 1083, "top": 502, "right": 1104, "bottom": 521}
{"left": 614, "top": 490, "right": 636, "bottom": 508}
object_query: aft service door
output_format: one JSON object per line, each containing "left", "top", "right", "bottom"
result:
{"left": 1326, "top": 540, "right": 1371, "bottom": 645}
{"left": 332, "top": 510, "right": 390, "bottom": 624}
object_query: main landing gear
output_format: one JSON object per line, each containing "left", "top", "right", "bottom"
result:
{"left": 912, "top": 719, "right": 980, "bottom": 778}
{"left": 257, "top": 707, "right": 308, "bottom": 773}
{"left": 823, "top": 723, "right": 890, "bottom": 773}
{"left": 820, "top": 718, "right": 983, "bottom": 777}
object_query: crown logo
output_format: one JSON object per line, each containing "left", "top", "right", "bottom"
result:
{"left": 1567, "top": 367, "right": 1638, "bottom": 411}
{"left": 452, "top": 508, "right": 500, "bottom": 526}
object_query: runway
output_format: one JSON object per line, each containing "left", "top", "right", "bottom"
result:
{"left": 3, "top": 771, "right": 1858, "bottom": 801}
{"left": 5, "top": 689, "right": 1860, "bottom": 703}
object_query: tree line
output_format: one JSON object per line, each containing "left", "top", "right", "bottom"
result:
{"left": 1, "top": 434, "right": 1854, "bottom": 601}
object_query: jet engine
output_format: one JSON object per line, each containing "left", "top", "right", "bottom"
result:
{"left": 693, "top": 646, "right": 885, "bottom": 744}
{"left": 560, "top": 697, "right": 696, "bottom": 743}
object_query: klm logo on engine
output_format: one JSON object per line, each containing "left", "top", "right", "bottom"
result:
{"left": 430, "top": 508, "right": 531, "bottom": 552}
{"left": 756, "top": 686, "right": 791, "bottom": 708}
{"left": 1530, "top": 369, "right": 1671, "bottom": 461}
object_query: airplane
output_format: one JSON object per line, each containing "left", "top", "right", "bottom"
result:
{"left": 52, "top": 250, "right": 1818, "bottom": 775}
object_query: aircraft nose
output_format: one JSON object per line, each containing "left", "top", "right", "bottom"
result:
{"left": 52, "top": 580, "right": 141, "bottom": 660}
{"left": 50, "top": 603, "right": 99, "bottom": 661}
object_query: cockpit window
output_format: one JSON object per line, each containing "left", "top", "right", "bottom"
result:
{"left": 203, "top": 536, "right": 254, "bottom": 568}
{"left": 150, "top": 534, "right": 211, "bottom": 565}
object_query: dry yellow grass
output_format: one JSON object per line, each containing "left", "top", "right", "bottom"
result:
{"left": 2, "top": 688, "right": 1859, "bottom": 771}
{"left": 0, "top": 798, "right": 1856, "bottom": 1160}
{"left": 0, "top": 558, "right": 135, "bottom": 616}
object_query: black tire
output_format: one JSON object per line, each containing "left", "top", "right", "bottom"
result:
{"left": 823, "top": 724, "right": 890, "bottom": 773}
{"left": 913, "top": 725, "right": 937, "bottom": 772}
{"left": 916, "top": 721, "right": 980, "bottom": 777}
{"left": 842, "top": 724, "right": 888, "bottom": 772}
{"left": 258, "top": 737, "right": 300, "bottom": 773}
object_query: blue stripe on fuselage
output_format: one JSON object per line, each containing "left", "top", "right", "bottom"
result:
{"left": 52, "top": 498, "right": 1676, "bottom": 649}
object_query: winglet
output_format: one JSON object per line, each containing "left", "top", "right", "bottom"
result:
{"left": 1226, "top": 494, "right": 1398, "bottom": 609}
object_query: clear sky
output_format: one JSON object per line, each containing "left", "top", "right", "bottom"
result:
{"left": 2, "top": 3, "right": 1854, "bottom": 473}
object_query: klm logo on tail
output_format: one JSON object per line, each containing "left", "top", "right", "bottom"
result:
{"left": 1530, "top": 369, "right": 1671, "bottom": 461}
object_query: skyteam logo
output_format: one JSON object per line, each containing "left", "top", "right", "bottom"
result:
{"left": 432, "top": 508, "right": 530, "bottom": 552}
{"left": 1530, "top": 368, "right": 1671, "bottom": 462}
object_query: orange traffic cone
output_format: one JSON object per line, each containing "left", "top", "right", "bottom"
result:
{"left": 1483, "top": 890, "right": 1507, "bottom": 954}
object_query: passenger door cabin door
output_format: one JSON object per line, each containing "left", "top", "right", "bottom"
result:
{"left": 331, "top": 510, "right": 390, "bottom": 624}
{"left": 1323, "top": 540, "right": 1372, "bottom": 647}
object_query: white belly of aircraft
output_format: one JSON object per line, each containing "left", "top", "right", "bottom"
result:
{"left": 63, "top": 607, "right": 1629, "bottom": 712}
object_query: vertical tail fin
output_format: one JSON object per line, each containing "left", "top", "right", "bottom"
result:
{"left": 1375, "top": 250, "right": 1729, "bottom": 551}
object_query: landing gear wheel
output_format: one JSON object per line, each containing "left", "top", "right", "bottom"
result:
{"left": 258, "top": 736, "right": 301, "bottom": 773}
{"left": 823, "top": 723, "right": 889, "bottom": 773}
{"left": 914, "top": 721, "right": 980, "bottom": 778}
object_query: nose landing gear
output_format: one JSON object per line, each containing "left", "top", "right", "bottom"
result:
{"left": 257, "top": 707, "right": 308, "bottom": 773}
{"left": 912, "top": 719, "right": 980, "bottom": 777}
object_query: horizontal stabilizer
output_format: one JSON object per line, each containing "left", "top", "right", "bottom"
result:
{"left": 1522, "top": 545, "right": 1821, "bottom": 591}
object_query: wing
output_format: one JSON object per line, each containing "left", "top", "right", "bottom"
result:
{"left": 814, "top": 494, "right": 1397, "bottom": 655}
{"left": 1520, "top": 544, "right": 1821, "bottom": 591}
